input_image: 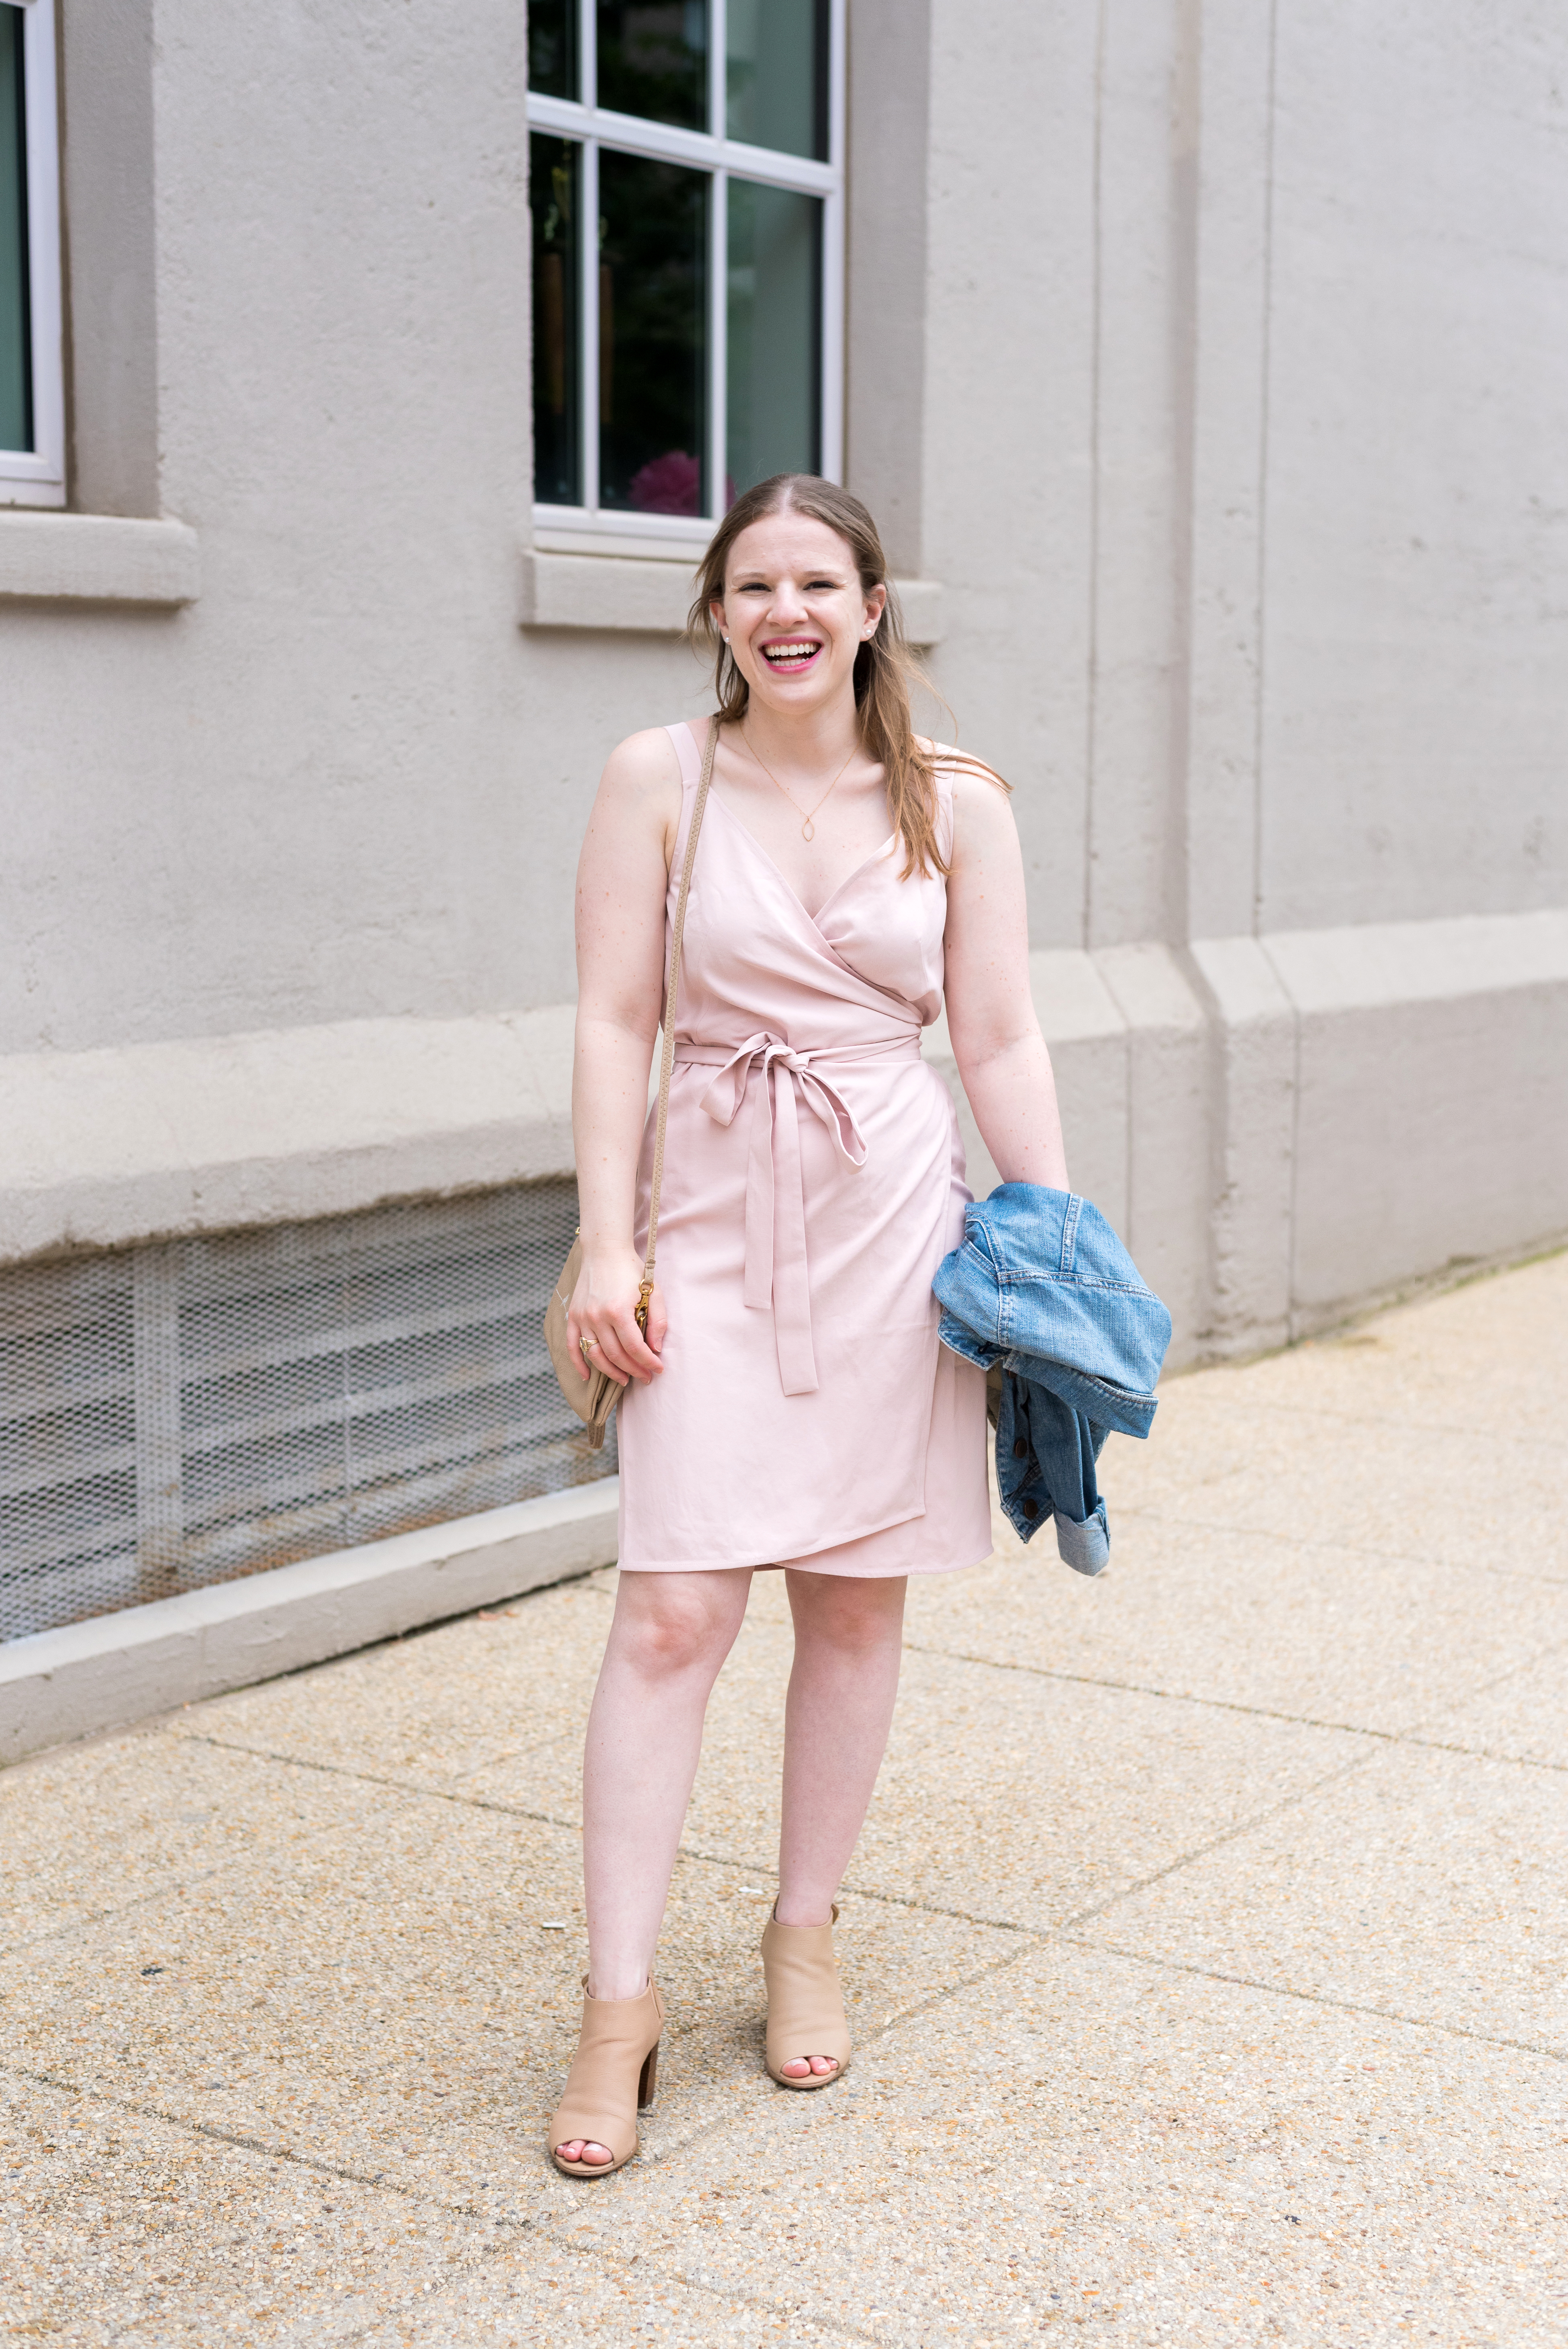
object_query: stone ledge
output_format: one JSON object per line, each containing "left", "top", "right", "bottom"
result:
{"left": 1264, "top": 909, "right": 1568, "bottom": 1326}
{"left": 0, "top": 1004, "right": 577, "bottom": 1266}
{"left": 0, "top": 510, "right": 201, "bottom": 605}
{"left": 0, "top": 1481, "right": 621, "bottom": 1763}
{"left": 520, "top": 547, "right": 697, "bottom": 633}
{"left": 4, "top": 912, "right": 1564, "bottom": 1353}
{"left": 520, "top": 547, "right": 946, "bottom": 644}
{"left": 1261, "top": 905, "right": 1568, "bottom": 1013}
{"left": 923, "top": 946, "right": 1177, "bottom": 1211}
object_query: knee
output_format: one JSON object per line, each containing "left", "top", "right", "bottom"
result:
{"left": 790, "top": 1577, "right": 905, "bottom": 1661}
{"left": 616, "top": 1588, "right": 737, "bottom": 1681}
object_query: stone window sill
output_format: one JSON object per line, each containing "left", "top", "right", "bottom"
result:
{"left": 519, "top": 547, "right": 945, "bottom": 645}
{"left": 0, "top": 510, "right": 201, "bottom": 606}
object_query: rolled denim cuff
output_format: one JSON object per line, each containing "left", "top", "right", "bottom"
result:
{"left": 1007, "top": 1352, "right": 1157, "bottom": 1440}
{"left": 936, "top": 1309, "right": 1001, "bottom": 1371}
{"left": 1054, "top": 1498, "right": 1110, "bottom": 1577}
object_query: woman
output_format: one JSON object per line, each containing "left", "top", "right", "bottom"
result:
{"left": 551, "top": 475, "right": 1069, "bottom": 2175}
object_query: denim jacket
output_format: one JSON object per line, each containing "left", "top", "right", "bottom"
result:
{"left": 932, "top": 1184, "right": 1171, "bottom": 1574}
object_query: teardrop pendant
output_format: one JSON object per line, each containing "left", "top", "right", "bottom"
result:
{"left": 739, "top": 724, "right": 858, "bottom": 844}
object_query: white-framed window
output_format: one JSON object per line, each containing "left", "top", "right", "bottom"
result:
{"left": 527, "top": 0, "right": 843, "bottom": 551}
{"left": 0, "top": 0, "right": 64, "bottom": 508}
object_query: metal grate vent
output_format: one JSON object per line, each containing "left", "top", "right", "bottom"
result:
{"left": 0, "top": 1182, "right": 614, "bottom": 1647}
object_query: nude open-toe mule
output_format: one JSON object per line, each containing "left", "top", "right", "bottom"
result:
{"left": 759, "top": 1903, "right": 851, "bottom": 2090}
{"left": 548, "top": 1975, "right": 665, "bottom": 2177}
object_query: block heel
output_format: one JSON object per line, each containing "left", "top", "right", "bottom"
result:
{"left": 760, "top": 1903, "right": 851, "bottom": 2090}
{"left": 548, "top": 1975, "right": 665, "bottom": 2177}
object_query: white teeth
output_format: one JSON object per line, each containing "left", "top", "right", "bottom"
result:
{"left": 764, "top": 643, "right": 818, "bottom": 664}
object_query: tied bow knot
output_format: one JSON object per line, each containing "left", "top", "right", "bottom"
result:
{"left": 694, "top": 1032, "right": 868, "bottom": 1395}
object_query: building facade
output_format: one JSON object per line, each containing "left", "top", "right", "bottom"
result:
{"left": 3, "top": 0, "right": 1566, "bottom": 1656}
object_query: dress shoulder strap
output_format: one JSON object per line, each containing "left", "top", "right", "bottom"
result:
{"left": 665, "top": 718, "right": 704, "bottom": 791}
{"left": 664, "top": 719, "right": 710, "bottom": 890}
{"left": 639, "top": 717, "right": 718, "bottom": 1318}
{"left": 929, "top": 743, "right": 958, "bottom": 866}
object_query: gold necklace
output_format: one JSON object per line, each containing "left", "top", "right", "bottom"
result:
{"left": 740, "top": 726, "right": 858, "bottom": 843}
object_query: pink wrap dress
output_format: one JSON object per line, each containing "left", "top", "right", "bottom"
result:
{"left": 616, "top": 718, "right": 992, "bottom": 1577}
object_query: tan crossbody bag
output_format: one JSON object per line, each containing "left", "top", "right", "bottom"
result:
{"left": 543, "top": 719, "right": 719, "bottom": 1450}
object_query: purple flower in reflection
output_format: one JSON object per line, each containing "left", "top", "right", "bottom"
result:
{"left": 629, "top": 451, "right": 701, "bottom": 516}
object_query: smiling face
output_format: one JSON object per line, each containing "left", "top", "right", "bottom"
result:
{"left": 712, "top": 508, "right": 887, "bottom": 719}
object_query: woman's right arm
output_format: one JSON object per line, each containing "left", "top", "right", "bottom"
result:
{"left": 567, "top": 727, "right": 685, "bottom": 1390}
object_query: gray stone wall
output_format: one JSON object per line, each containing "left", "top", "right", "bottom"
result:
{"left": 1, "top": 0, "right": 1564, "bottom": 1369}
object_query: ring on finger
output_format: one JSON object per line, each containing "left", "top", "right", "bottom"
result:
{"left": 581, "top": 1336, "right": 599, "bottom": 1356}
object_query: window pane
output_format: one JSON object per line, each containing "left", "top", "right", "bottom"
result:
{"left": 531, "top": 136, "right": 581, "bottom": 506}
{"left": 726, "top": 0, "right": 827, "bottom": 161}
{"left": 528, "top": 0, "right": 579, "bottom": 100}
{"left": 597, "top": 2, "right": 708, "bottom": 133}
{"left": 727, "top": 181, "right": 819, "bottom": 502}
{"left": 599, "top": 150, "right": 707, "bottom": 515}
{"left": 0, "top": 5, "right": 31, "bottom": 455}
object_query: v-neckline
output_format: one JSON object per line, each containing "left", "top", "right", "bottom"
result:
{"left": 706, "top": 782, "right": 897, "bottom": 937}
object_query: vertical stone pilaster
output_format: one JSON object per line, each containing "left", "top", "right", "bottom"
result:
{"left": 1185, "top": 937, "right": 1296, "bottom": 1354}
{"left": 844, "top": 0, "right": 932, "bottom": 580}
{"left": 1179, "top": 0, "right": 1278, "bottom": 945}
{"left": 1095, "top": 943, "right": 1210, "bottom": 1364}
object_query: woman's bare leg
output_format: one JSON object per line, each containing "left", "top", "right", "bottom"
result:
{"left": 774, "top": 1569, "right": 908, "bottom": 2079}
{"left": 556, "top": 1566, "right": 752, "bottom": 2166}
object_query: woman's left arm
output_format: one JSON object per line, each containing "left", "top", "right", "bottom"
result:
{"left": 942, "top": 768, "right": 1071, "bottom": 1190}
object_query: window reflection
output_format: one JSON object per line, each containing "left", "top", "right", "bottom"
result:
{"left": 528, "top": 3, "right": 836, "bottom": 518}
{"left": 597, "top": 2, "right": 709, "bottom": 132}
{"left": 727, "top": 182, "right": 820, "bottom": 501}
{"left": 598, "top": 152, "right": 708, "bottom": 514}
{"left": 531, "top": 136, "right": 581, "bottom": 506}
{"left": 528, "top": 0, "right": 579, "bottom": 101}
{"left": 726, "top": 0, "right": 827, "bottom": 162}
{"left": 0, "top": 6, "right": 31, "bottom": 454}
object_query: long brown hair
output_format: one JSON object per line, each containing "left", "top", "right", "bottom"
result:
{"left": 688, "top": 474, "right": 1005, "bottom": 879}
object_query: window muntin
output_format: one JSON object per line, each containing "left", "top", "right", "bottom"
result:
{"left": 0, "top": 0, "right": 63, "bottom": 506}
{"left": 527, "top": 0, "right": 841, "bottom": 535}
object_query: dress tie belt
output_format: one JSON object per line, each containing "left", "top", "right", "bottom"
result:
{"left": 674, "top": 1030, "right": 920, "bottom": 1396}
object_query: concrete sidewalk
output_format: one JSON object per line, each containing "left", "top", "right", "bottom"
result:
{"left": 3, "top": 1253, "right": 1565, "bottom": 2346}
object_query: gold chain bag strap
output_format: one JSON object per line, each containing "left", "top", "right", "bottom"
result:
{"left": 544, "top": 719, "right": 719, "bottom": 1449}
